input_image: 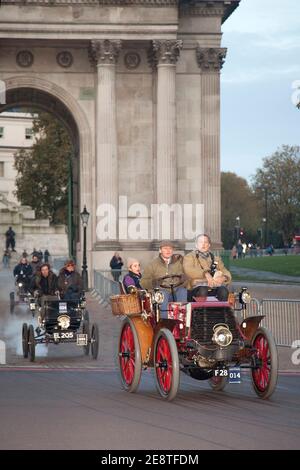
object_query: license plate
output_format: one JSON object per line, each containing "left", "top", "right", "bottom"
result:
{"left": 53, "top": 331, "right": 74, "bottom": 340}
{"left": 77, "top": 334, "right": 88, "bottom": 346}
{"left": 59, "top": 302, "right": 68, "bottom": 313}
{"left": 213, "top": 367, "right": 241, "bottom": 383}
{"left": 213, "top": 368, "right": 228, "bottom": 378}
{"left": 228, "top": 367, "right": 241, "bottom": 383}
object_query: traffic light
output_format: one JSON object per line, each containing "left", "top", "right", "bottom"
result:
{"left": 239, "top": 228, "right": 244, "bottom": 237}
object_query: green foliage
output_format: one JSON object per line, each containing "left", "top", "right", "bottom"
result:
{"left": 221, "top": 172, "right": 260, "bottom": 249}
{"left": 252, "top": 145, "right": 300, "bottom": 243}
{"left": 14, "top": 112, "right": 73, "bottom": 224}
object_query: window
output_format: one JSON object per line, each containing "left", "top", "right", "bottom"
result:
{"left": 0, "top": 162, "right": 4, "bottom": 177}
{"left": 0, "top": 127, "right": 4, "bottom": 138}
{"left": 25, "top": 128, "right": 33, "bottom": 139}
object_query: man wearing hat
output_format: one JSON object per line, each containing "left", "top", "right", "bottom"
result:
{"left": 141, "top": 241, "right": 187, "bottom": 316}
{"left": 58, "top": 260, "right": 83, "bottom": 300}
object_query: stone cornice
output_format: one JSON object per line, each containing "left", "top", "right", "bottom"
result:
{"left": 1, "top": 0, "right": 178, "bottom": 5}
{"left": 149, "top": 39, "right": 183, "bottom": 67}
{"left": 89, "top": 39, "right": 122, "bottom": 66}
{"left": 196, "top": 46, "right": 227, "bottom": 72}
{"left": 179, "top": 1, "right": 240, "bottom": 24}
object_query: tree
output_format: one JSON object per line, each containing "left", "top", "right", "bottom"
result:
{"left": 252, "top": 145, "right": 300, "bottom": 244}
{"left": 221, "top": 172, "right": 260, "bottom": 249}
{"left": 14, "top": 112, "right": 73, "bottom": 224}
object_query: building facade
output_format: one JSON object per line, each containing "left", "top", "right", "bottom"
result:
{"left": 0, "top": 112, "right": 35, "bottom": 204}
{"left": 0, "top": 0, "right": 241, "bottom": 276}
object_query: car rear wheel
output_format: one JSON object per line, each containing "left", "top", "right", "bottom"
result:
{"left": 118, "top": 318, "right": 142, "bottom": 393}
{"left": 91, "top": 323, "right": 99, "bottom": 360}
{"left": 22, "top": 323, "right": 28, "bottom": 358}
{"left": 28, "top": 325, "right": 35, "bottom": 362}
{"left": 154, "top": 328, "right": 180, "bottom": 401}
{"left": 251, "top": 327, "right": 278, "bottom": 399}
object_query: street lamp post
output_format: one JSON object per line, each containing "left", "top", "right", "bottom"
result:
{"left": 235, "top": 216, "right": 240, "bottom": 242}
{"left": 80, "top": 206, "right": 90, "bottom": 291}
{"left": 262, "top": 217, "right": 267, "bottom": 248}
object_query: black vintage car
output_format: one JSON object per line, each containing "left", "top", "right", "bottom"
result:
{"left": 10, "top": 274, "right": 32, "bottom": 314}
{"left": 22, "top": 295, "right": 99, "bottom": 362}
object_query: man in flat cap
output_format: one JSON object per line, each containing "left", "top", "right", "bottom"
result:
{"left": 141, "top": 240, "right": 187, "bottom": 316}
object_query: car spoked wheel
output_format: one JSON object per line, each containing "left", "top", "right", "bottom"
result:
{"left": 90, "top": 323, "right": 99, "bottom": 360}
{"left": 82, "top": 320, "right": 90, "bottom": 356}
{"left": 118, "top": 318, "right": 142, "bottom": 393}
{"left": 22, "top": 323, "right": 29, "bottom": 358}
{"left": 154, "top": 328, "right": 180, "bottom": 401}
{"left": 208, "top": 374, "right": 228, "bottom": 391}
{"left": 28, "top": 324, "right": 35, "bottom": 362}
{"left": 251, "top": 327, "right": 278, "bottom": 399}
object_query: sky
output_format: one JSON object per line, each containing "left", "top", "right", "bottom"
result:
{"left": 221, "top": 0, "right": 300, "bottom": 183}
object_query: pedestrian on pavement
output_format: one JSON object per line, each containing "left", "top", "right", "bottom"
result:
{"left": 44, "top": 249, "right": 50, "bottom": 263}
{"left": 237, "top": 240, "right": 243, "bottom": 259}
{"left": 5, "top": 226, "right": 16, "bottom": 251}
{"left": 110, "top": 252, "right": 124, "bottom": 282}
{"left": 2, "top": 250, "right": 10, "bottom": 269}
{"left": 242, "top": 242, "right": 247, "bottom": 258}
{"left": 22, "top": 249, "right": 28, "bottom": 258}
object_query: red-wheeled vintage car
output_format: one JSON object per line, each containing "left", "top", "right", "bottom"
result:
{"left": 111, "top": 275, "right": 278, "bottom": 401}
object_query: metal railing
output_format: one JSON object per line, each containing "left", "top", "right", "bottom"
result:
{"left": 93, "top": 270, "right": 300, "bottom": 347}
{"left": 256, "top": 299, "right": 300, "bottom": 347}
{"left": 94, "top": 270, "right": 120, "bottom": 303}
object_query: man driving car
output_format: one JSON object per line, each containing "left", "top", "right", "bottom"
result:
{"left": 13, "top": 257, "right": 33, "bottom": 291}
{"left": 31, "top": 263, "right": 58, "bottom": 297}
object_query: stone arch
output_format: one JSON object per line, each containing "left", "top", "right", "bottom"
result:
{"left": 0, "top": 75, "right": 94, "bottom": 259}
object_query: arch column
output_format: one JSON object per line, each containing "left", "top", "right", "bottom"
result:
{"left": 89, "top": 39, "right": 122, "bottom": 248}
{"left": 196, "top": 47, "right": 227, "bottom": 247}
{"left": 151, "top": 40, "right": 182, "bottom": 206}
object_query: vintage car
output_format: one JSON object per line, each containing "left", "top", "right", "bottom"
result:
{"left": 9, "top": 274, "right": 33, "bottom": 314}
{"left": 22, "top": 294, "right": 99, "bottom": 362}
{"left": 111, "top": 275, "right": 278, "bottom": 401}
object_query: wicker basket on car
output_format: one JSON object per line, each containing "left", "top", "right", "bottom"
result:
{"left": 110, "top": 294, "right": 142, "bottom": 316}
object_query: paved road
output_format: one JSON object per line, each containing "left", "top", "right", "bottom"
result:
{"left": 0, "top": 268, "right": 300, "bottom": 450}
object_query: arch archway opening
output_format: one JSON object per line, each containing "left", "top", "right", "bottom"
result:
{"left": 0, "top": 87, "right": 80, "bottom": 259}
